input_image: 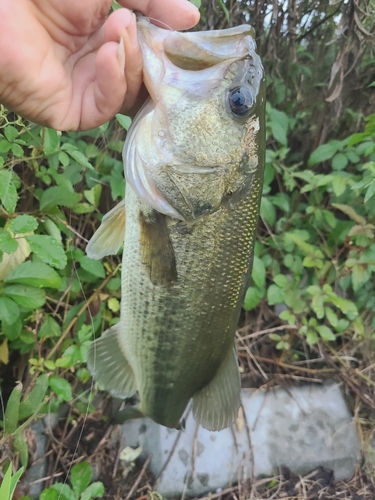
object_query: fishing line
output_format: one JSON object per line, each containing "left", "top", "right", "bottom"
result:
{"left": 56, "top": 208, "right": 97, "bottom": 495}
{"left": 0, "top": 388, "right": 5, "bottom": 434}
{"left": 146, "top": 16, "right": 175, "bottom": 32}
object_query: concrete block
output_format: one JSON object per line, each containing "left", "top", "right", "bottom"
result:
{"left": 121, "top": 383, "right": 361, "bottom": 497}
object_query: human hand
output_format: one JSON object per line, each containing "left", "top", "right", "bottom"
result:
{"left": 0, "top": 0, "right": 199, "bottom": 131}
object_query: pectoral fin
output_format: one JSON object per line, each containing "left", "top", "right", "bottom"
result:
{"left": 193, "top": 347, "right": 241, "bottom": 431}
{"left": 87, "top": 323, "right": 137, "bottom": 399}
{"left": 86, "top": 200, "right": 125, "bottom": 259}
{"left": 139, "top": 210, "right": 177, "bottom": 286}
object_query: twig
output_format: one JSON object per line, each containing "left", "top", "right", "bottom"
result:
{"left": 237, "top": 324, "right": 298, "bottom": 340}
{"left": 237, "top": 353, "right": 335, "bottom": 374}
{"left": 236, "top": 332, "right": 269, "bottom": 380}
{"left": 46, "top": 265, "right": 120, "bottom": 360}
{"left": 191, "top": 421, "right": 200, "bottom": 482}
{"left": 320, "top": 347, "right": 375, "bottom": 410}
{"left": 124, "top": 455, "right": 151, "bottom": 500}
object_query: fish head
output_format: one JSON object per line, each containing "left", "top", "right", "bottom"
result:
{"left": 124, "top": 17, "right": 265, "bottom": 220}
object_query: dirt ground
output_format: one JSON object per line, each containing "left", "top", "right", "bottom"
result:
{"left": 21, "top": 311, "right": 375, "bottom": 500}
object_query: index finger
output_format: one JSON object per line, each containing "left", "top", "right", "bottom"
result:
{"left": 117, "top": 0, "right": 200, "bottom": 30}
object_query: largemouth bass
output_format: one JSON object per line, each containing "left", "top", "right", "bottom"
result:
{"left": 87, "top": 17, "right": 265, "bottom": 431}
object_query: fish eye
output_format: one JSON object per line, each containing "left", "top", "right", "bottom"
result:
{"left": 228, "top": 86, "right": 254, "bottom": 117}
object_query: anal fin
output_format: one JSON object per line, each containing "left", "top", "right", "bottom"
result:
{"left": 86, "top": 199, "right": 125, "bottom": 259}
{"left": 87, "top": 323, "right": 137, "bottom": 399}
{"left": 193, "top": 346, "right": 241, "bottom": 431}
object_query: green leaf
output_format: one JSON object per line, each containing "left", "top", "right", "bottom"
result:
{"left": 108, "top": 297, "right": 120, "bottom": 312}
{"left": 0, "top": 296, "right": 20, "bottom": 325}
{"left": 18, "top": 374, "right": 49, "bottom": 421}
{"left": 4, "top": 125, "right": 19, "bottom": 142}
{"left": 42, "top": 218, "right": 62, "bottom": 243}
{"left": 305, "top": 329, "right": 318, "bottom": 345}
{"left": 331, "top": 153, "right": 348, "bottom": 170}
{"left": 189, "top": 0, "right": 201, "bottom": 7}
{"left": 115, "top": 114, "right": 132, "bottom": 130}
{"left": 285, "top": 233, "right": 324, "bottom": 259}
{"left": 106, "top": 277, "right": 121, "bottom": 291}
{"left": 79, "top": 256, "right": 105, "bottom": 278}
{"left": 325, "top": 307, "right": 338, "bottom": 328}
{"left": 45, "top": 483, "right": 76, "bottom": 500}
{"left": 332, "top": 175, "right": 349, "bottom": 197}
{"left": 84, "top": 184, "right": 102, "bottom": 208}
{"left": 9, "top": 215, "right": 39, "bottom": 234}
{"left": 4, "top": 284, "right": 46, "bottom": 309}
{"left": 0, "top": 230, "right": 18, "bottom": 254}
{"left": 26, "top": 234, "right": 67, "bottom": 269}
{"left": 58, "top": 151, "right": 70, "bottom": 167}
{"left": 303, "top": 255, "right": 324, "bottom": 268}
{"left": 364, "top": 179, "right": 375, "bottom": 203}
{"left": 39, "top": 186, "right": 81, "bottom": 210}
{"left": 4, "top": 381, "right": 22, "bottom": 434}
{"left": 269, "top": 108, "right": 289, "bottom": 145}
{"left": 20, "top": 329, "right": 36, "bottom": 346}
{"left": 316, "top": 325, "right": 336, "bottom": 341}
{"left": 251, "top": 256, "right": 266, "bottom": 288}
{"left": 5, "top": 261, "right": 62, "bottom": 288}
{"left": 243, "top": 286, "right": 263, "bottom": 310}
{"left": 14, "top": 429, "right": 29, "bottom": 466}
{"left": 67, "top": 150, "right": 94, "bottom": 169}
{"left": 2, "top": 316, "right": 22, "bottom": 340}
{"left": 308, "top": 143, "right": 339, "bottom": 166}
{"left": 73, "top": 202, "right": 95, "bottom": 214}
{"left": 260, "top": 196, "right": 276, "bottom": 226}
{"left": 11, "top": 143, "right": 24, "bottom": 157}
{"left": 49, "top": 376, "right": 73, "bottom": 401}
{"left": 71, "top": 462, "right": 92, "bottom": 497}
{"left": 43, "top": 128, "right": 60, "bottom": 155}
{"left": 351, "top": 264, "right": 370, "bottom": 291}
{"left": 0, "top": 465, "right": 24, "bottom": 500}
{"left": 0, "top": 170, "right": 18, "bottom": 213}
{"left": 80, "top": 482, "right": 105, "bottom": 500}
{"left": 40, "top": 487, "right": 61, "bottom": 500}
{"left": 0, "top": 140, "right": 11, "bottom": 153}
{"left": 267, "top": 284, "right": 284, "bottom": 305}
{"left": 38, "top": 315, "right": 61, "bottom": 339}
{"left": 273, "top": 274, "right": 288, "bottom": 288}
{"left": 332, "top": 203, "right": 366, "bottom": 225}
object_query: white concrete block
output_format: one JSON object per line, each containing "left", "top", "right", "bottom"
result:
{"left": 121, "top": 383, "right": 361, "bottom": 497}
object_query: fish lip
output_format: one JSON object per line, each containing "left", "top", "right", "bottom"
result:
{"left": 136, "top": 16, "right": 260, "bottom": 99}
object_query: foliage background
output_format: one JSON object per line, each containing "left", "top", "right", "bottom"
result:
{"left": 0, "top": 0, "right": 375, "bottom": 498}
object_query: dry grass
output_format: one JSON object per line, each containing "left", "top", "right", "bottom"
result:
{"left": 23, "top": 306, "right": 375, "bottom": 500}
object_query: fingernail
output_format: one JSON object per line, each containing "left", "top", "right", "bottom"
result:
{"left": 117, "top": 37, "right": 125, "bottom": 74}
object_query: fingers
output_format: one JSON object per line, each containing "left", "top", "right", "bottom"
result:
{"left": 78, "top": 40, "right": 127, "bottom": 130}
{"left": 76, "top": 11, "right": 143, "bottom": 130}
{"left": 117, "top": 0, "right": 200, "bottom": 30}
{"left": 105, "top": 10, "right": 144, "bottom": 114}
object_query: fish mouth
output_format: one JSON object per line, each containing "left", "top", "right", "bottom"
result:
{"left": 136, "top": 16, "right": 260, "bottom": 103}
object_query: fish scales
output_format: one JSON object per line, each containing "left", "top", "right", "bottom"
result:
{"left": 122, "top": 178, "right": 262, "bottom": 427}
{"left": 87, "top": 17, "right": 265, "bottom": 431}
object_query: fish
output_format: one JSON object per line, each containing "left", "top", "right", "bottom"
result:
{"left": 86, "top": 16, "right": 265, "bottom": 431}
